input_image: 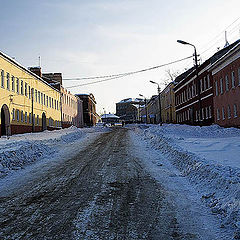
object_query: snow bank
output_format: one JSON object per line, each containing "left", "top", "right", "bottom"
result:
{"left": 0, "top": 126, "right": 108, "bottom": 179}
{"left": 131, "top": 124, "right": 240, "bottom": 239}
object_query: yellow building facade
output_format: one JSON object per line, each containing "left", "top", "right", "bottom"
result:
{"left": 0, "top": 51, "right": 61, "bottom": 136}
{"left": 160, "top": 82, "right": 176, "bottom": 123}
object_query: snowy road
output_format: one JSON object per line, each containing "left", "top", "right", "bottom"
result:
{"left": 0, "top": 127, "right": 233, "bottom": 239}
{"left": 0, "top": 128, "right": 181, "bottom": 240}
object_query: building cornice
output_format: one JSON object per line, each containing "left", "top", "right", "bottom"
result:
{"left": 0, "top": 50, "right": 60, "bottom": 93}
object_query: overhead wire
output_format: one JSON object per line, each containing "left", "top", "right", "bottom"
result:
{"left": 199, "top": 16, "right": 240, "bottom": 59}
{"left": 64, "top": 55, "right": 193, "bottom": 89}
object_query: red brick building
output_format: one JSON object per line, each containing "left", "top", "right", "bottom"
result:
{"left": 75, "top": 94, "right": 97, "bottom": 127}
{"left": 174, "top": 41, "right": 240, "bottom": 126}
{"left": 210, "top": 42, "right": 240, "bottom": 127}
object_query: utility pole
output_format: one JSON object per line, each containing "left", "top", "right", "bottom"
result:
{"left": 150, "top": 81, "right": 162, "bottom": 126}
{"left": 177, "top": 40, "right": 201, "bottom": 126}
{"left": 31, "top": 88, "right": 34, "bottom": 132}
{"left": 60, "top": 92, "right": 63, "bottom": 128}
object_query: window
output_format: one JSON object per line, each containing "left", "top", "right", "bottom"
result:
{"left": 205, "top": 107, "right": 208, "bottom": 119}
{"left": 215, "top": 80, "right": 218, "bottom": 96}
{"left": 46, "top": 96, "right": 48, "bottom": 107}
{"left": 29, "top": 113, "right": 32, "bottom": 124}
{"left": 217, "top": 109, "right": 220, "bottom": 120}
{"left": 207, "top": 75, "right": 210, "bottom": 88}
{"left": 37, "top": 115, "right": 39, "bottom": 125}
{"left": 16, "top": 78, "right": 19, "bottom": 94}
{"left": 200, "top": 79, "right": 203, "bottom": 92}
{"left": 203, "top": 77, "right": 207, "bottom": 91}
{"left": 234, "top": 104, "right": 237, "bottom": 118}
{"left": 25, "top": 83, "right": 28, "bottom": 96}
{"left": 202, "top": 108, "right": 205, "bottom": 120}
{"left": 222, "top": 107, "right": 225, "bottom": 120}
{"left": 25, "top": 112, "right": 27, "bottom": 123}
{"left": 57, "top": 101, "right": 59, "bottom": 110}
{"left": 6, "top": 73, "right": 10, "bottom": 90}
{"left": 43, "top": 94, "right": 46, "bottom": 105}
{"left": 21, "top": 80, "right": 24, "bottom": 95}
{"left": 220, "top": 78, "right": 223, "bottom": 94}
{"left": 232, "top": 71, "right": 235, "bottom": 88}
{"left": 1, "top": 70, "right": 4, "bottom": 88}
{"left": 38, "top": 91, "right": 40, "bottom": 103}
{"left": 12, "top": 108, "right": 15, "bottom": 120}
{"left": 17, "top": 110, "right": 20, "bottom": 122}
{"left": 225, "top": 75, "right": 229, "bottom": 91}
{"left": 21, "top": 111, "right": 24, "bottom": 122}
{"left": 195, "top": 111, "right": 198, "bottom": 121}
{"left": 227, "top": 105, "right": 231, "bottom": 119}
{"left": 49, "top": 97, "right": 51, "bottom": 107}
{"left": 41, "top": 93, "right": 43, "bottom": 104}
{"left": 35, "top": 89, "right": 37, "bottom": 102}
{"left": 11, "top": 76, "right": 15, "bottom": 92}
{"left": 33, "top": 114, "right": 35, "bottom": 125}
{"left": 209, "top": 106, "right": 212, "bottom": 118}
{"left": 29, "top": 86, "right": 31, "bottom": 99}
{"left": 52, "top": 98, "right": 54, "bottom": 108}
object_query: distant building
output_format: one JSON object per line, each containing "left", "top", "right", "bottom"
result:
{"left": 61, "top": 87, "right": 84, "bottom": 128}
{"left": 42, "top": 72, "right": 84, "bottom": 128}
{"left": 101, "top": 114, "right": 120, "bottom": 124}
{"left": 210, "top": 42, "right": 240, "bottom": 127}
{"left": 146, "top": 95, "right": 159, "bottom": 124}
{"left": 76, "top": 94, "right": 97, "bottom": 127}
{"left": 116, "top": 98, "right": 144, "bottom": 122}
{"left": 161, "top": 82, "right": 176, "bottom": 123}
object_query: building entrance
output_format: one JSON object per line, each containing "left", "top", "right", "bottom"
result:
{"left": 42, "top": 112, "right": 47, "bottom": 131}
{"left": 1, "top": 105, "right": 11, "bottom": 137}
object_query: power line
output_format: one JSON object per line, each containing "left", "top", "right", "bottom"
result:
{"left": 199, "top": 16, "right": 240, "bottom": 56}
{"left": 63, "top": 55, "right": 193, "bottom": 82}
{"left": 65, "top": 55, "right": 193, "bottom": 89}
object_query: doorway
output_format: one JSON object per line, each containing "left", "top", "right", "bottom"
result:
{"left": 1, "top": 105, "right": 10, "bottom": 137}
{"left": 42, "top": 112, "right": 47, "bottom": 131}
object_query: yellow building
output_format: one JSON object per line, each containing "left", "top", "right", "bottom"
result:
{"left": 0, "top": 51, "right": 61, "bottom": 136}
{"left": 161, "top": 82, "right": 176, "bottom": 123}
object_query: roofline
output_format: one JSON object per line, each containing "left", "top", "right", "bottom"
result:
{"left": 0, "top": 50, "right": 60, "bottom": 93}
{"left": 209, "top": 42, "right": 240, "bottom": 71}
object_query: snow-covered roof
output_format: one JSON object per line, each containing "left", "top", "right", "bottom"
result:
{"left": 101, "top": 114, "right": 120, "bottom": 119}
{"left": 118, "top": 98, "right": 144, "bottom": 104}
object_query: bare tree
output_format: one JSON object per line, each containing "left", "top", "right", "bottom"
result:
{"left": 164, "top": 69, "right": 181, "bottom": 86}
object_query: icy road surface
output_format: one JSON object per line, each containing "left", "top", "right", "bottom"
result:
{"left": 0, "top": 128, "right": 231, "bottom": 239}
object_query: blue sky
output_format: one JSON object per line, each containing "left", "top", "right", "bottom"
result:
{"left": 1, "top": 0, "right": 240, "bottom": 113}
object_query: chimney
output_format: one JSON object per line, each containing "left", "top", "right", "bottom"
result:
{"left": 28, "top": 67, "right": 42, "bottom": 77}
{"left": 42, "top": 73, "right": 63, "bottom": 85}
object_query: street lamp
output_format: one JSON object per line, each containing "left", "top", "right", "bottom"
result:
{"left": 150, "top": 81, "right": 162, "bottom": 126}
{"left": 139, "top": 94, "right": 148, "bottom": 124}
{"left": 177, "top": 39, "right": 202, "bottom": 125}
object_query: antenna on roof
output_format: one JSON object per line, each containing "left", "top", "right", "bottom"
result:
{"left": 224, "top": 31, "right": 230, "bottom": 48}
{"left": 38, "top": 55, "right": 41, "bottom": 68}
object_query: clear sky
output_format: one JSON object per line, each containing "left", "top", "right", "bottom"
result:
{"left": 1, "top": 0, "right": 240, "bottom": 114}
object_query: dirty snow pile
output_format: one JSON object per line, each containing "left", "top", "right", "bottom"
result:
{"left": 131, "top": 124, "right": 240, "bottom": 238}
{"left": 0, "top": 126, "right": 108, "bottom": 179}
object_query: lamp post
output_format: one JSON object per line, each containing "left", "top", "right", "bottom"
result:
{"left": 150, "top": 81, "right": 162, "bottom": 126}
{"left": 177, "top": 40, "right": 202, "bottom": 125}
{"left": 139, "top": 94, "right": 148, "bottom": 124}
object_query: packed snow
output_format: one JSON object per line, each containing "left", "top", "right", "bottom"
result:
{"left": 130, "top": 123, "right": 240, "bottom": 239}
{"left": 0, "top": 126, "right": 109, "bottom": 179}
